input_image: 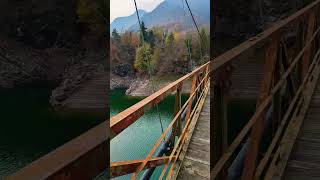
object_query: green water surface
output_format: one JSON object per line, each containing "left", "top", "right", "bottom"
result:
{"left": 110, "top": 89, "right": 188, "bottom": 179}
{"left": 0, "top": 85, "right": 105, "bottom": 177}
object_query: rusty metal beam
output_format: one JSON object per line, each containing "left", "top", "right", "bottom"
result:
{"left": 172, "top": 83, "right": 183, "bottom": 140}
{"left": 302, "top": 11, "right": 316, "bottom": 77}
{"left": 254, "top": 50, "right": 320, "bottom": 179}
{"left": 185, "top": 73, "right": 198, "bottom": 123}
{"left": 281, "top": 40, "right": 297, "bottom": 96}
{"left": 210, "top": 0, "right": 320, "bottom": 72}
{"left": 162, "top": 80, "right": 210, "bottom": 178}
{"left": 211, "top": 16, "right": 320, "bottom": 179}
{"left": 242, "top": 33, "right": 280, "bottom": 180}
{"left": 110, "top": 156, "right": 175, "bottom": 177}
{"left": 6, "top": 121, "right": 108, "bottom": 180}
{"left": 130, "top": 72, "right": 210, "bottom": 179}
{"left": 264, "top": 49, "right": 320, "bottom": 179}
{"left": 165, "top": 82, "right": 210, "bottom": 179}
{"left": 110, "top": 63, "right": 209, "bottom": 138}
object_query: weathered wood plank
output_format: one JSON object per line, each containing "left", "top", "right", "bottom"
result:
{"left": 176, "top": 93, "right": 210, "bottom": 179}
{"left": 284, "top": 78, "right": 320, "bottom": 179}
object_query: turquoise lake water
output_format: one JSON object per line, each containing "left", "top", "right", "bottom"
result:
{"left": 110, "top": 89, "right": 188, "bottom": 179}
{"left": 110, "top": 89, "right": 256, "bottom": 179}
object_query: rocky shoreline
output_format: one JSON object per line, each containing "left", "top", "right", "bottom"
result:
{"left": 0, "top": 37, "right": 107, "bottom": 111}
{"left": 111, "top": 73, "right": 192, "bottom": 97}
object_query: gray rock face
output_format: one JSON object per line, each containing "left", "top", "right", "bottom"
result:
{"left": 50, "top": 62, "right": 105, "bottom": 108}
{"left": 0, "top": 0, "right": 80, "bottom": 49}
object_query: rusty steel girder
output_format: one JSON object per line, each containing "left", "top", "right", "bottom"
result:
{"left": 6, "top": 121, "right": 108, "bottom": 180}
{"left": 211, "top": 0, "right": 320, "bottom": 179}
{"left": 110, "top": 62, "right": 210, "bottom": 138}
{"left": 110, "top": 156, "right": 175, "bottom": 177}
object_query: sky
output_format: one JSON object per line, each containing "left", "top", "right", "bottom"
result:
{"left": 110, "top": 0, "right": 164, "bottom": 23}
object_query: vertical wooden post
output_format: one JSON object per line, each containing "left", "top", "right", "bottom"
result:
{"left": 242, "top": 33, "right": 279, "bottom": 180}
{"left": 302, "top": 11, "right": 316, "bottom": 77}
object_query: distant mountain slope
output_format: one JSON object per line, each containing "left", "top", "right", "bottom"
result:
{"left": 110, "top": 9, "right": 147, "bottom": 33}
{"left": 111, "top": 0, "right": 209, "bottom": 32}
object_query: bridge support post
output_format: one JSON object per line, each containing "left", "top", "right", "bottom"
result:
{"left": 212, "top": 83, "right": 228, "bottom": 180}
{"left": 212, "top": 65, "right": 231, "bottom": 179}
{"left": 186, "top": 74, "right": 198, "bottom": 122}
{"left": 171, "top": 83, "right": 183, "bottom": 144}
{"left": 272, "top": 43, "right": 283, "bottom": 135}
{"left": 242, "top": 33, "right": 280, "bottom": 180}
{"left": 302, "top": 11, "right": 316, "bottom": 77}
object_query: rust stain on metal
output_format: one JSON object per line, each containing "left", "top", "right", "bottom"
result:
{"left": 110, "top": 156, "right": 175, "bottom": 177}
{"left": 110, "top": 63, "right": 209, "bottom": 138}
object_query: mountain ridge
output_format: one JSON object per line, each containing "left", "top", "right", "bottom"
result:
{"left": 111, "top": 9, "right": 147, "bottom": 33}
{"left": 111, "top": 0, "right": 209, "bottom": 32}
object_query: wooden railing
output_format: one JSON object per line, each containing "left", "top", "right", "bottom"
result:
{"left": 110, "top": 62, "right": 210, "bottom": 179}
{"left": 210, "top": 0, "right": 320, "bottom": 179}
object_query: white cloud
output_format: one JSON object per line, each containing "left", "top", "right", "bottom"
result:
{"left": 110, "top": 0, "right": 164, "bottom": 22}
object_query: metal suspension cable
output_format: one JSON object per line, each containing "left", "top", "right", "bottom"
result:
{"left": 133, "top": 0, "right": 164, "bottom": 133}
{"left": 184, "top": 0, "right": 208, "bottom": 61}
{"left": 181, "top": 0, "right": 194, "bottom": 71}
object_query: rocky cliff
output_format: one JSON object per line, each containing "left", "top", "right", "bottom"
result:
{"left": 0, "top": 0, "right": 107, "bottom": 111}
{"left": 214, "top": 0, "right": 314, "bottom": 39}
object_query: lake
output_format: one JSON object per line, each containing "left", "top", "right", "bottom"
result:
{"left": 110, "top": 88, "right": 189, "bottom": 179}
{"left": 0, "top": 85, "right": 105, "bottom": 177}
{"left": 110, "top": 88, "right": 256, "bottom": 179}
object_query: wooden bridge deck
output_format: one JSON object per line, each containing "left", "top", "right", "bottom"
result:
{"left": 284, "top": 82, "right": 320, "bottom": 179}
{"left": 175, "top": 91, "right": 210, "bottom": 180}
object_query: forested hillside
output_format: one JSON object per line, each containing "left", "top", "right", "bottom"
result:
{"left": 111, "top": 24, "right": 209, "bottom": 78}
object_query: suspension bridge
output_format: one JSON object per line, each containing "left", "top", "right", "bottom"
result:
{"left": 4, "top": 0, "right": 320, "bottom": 180}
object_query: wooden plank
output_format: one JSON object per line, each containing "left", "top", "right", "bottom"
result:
{"left": 174, "top": 91, "right": 210, "bottom": 180}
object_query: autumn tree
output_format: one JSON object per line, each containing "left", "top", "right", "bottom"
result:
{"left": 199, "top": 28, "right": 209, "bottom": 56}
{"left": 139, "top": 21, "right": 148, "bottom": 44}
{"left": 165, "top": 32, "right": 174, "bottom": 46}
{"left": 151, "top": 47, "right": 161, "bottom": 73}
{"left": 134, "top": 43, "right": 153, "bottom": 73}
{"left": 184, "top": 34, "right": 193, "bottom": 69}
